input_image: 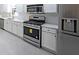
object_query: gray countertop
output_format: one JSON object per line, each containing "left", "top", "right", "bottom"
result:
{"left": 42, "top": 23, "right": 58, "bottom": 29}
{"left": 12, "top": 18, "right": 26, "bottom": 23}
{"left": 0, "top": 15, "right": 25, "bottom": 22}
{"left": 0, "top": 16, "right": 26, "bottom": 23}
{"left": 0, "top": 15, "right": 13, "bottom": 20}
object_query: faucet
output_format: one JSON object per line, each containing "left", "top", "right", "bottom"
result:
{"left": 12, "top": 8, "right": 16, "bottom": 19}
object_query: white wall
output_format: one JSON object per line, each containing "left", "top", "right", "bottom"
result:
{"left": 0, "top": 4, "right": 10, "bottom": 17}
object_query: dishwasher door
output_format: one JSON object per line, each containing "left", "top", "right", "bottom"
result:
{"left": 0, "top": 18, "right": 4, "bottom": 29}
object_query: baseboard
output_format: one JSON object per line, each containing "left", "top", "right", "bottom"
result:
{"left": 42, "top": 46, "right": 57, "bottom": 55}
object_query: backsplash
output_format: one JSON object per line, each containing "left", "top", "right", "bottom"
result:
{"left": 29, "top": 13, "right": 59, "bottom": 25}
{"left": 0, "top": 12, "right": 11, "bottom": 17}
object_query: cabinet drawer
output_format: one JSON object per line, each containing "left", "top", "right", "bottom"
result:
{"left": 42, "top": 27, "right": 56, "bottom": 33}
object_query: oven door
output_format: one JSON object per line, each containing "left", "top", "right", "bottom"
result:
{"left": 24, "top": 26, "right": 40, "bottom": 43}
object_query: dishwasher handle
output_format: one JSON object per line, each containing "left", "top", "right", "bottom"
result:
{"left": 42, "top": 30, "right": 56, "bottom": 34}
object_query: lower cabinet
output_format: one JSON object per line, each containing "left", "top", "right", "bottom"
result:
{"left": 4, "top": 18, "right": 12, "bottom": 32}
{"left": 17, "top": 22, "right": 23, "bottom": 38}
{"left": 12, "top": 22, "right": 23, "bottom": 38}
{"left": 4, "top": 19, "right": 23, "bottom": 38}
{"left": 12, "top": 22, "right": 18, "bottom": 35}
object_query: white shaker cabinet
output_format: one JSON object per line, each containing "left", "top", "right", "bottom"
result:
{"left": 4, "top": 18, "right": 23, "bottom": 38}
{"left": 44, "top": 4, "right": 57, "bottom": 13}
{"left": 17, "top": 22, "right": 23, "bottom": 38}
{"left": 12, "top": 22, "right": 17, "bottom": 35}
{"left": 12, "top": 21, "right": 23, "bottom": 38}
{"left": 4, "top": 18, "right": 12, "bottom": 32}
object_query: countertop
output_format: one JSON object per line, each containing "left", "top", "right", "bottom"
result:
{"left": 0, "top": 15, "right": 26, "bottom": 23}
{"left": 42, "top": 23, "right": 58, "bottom": 29}
{"left": 12, "top": 18, "right": 26, "bottom": 23}
{"left": 0, "top": 16, "right": 26, "bottom": 23}
{"left": 0, "top": 15, "right": 12, "bottom": 20}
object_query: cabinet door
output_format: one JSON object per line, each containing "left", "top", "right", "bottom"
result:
{"left": 42, "top": 31, "right": 57, "bottom": 51}
{"left": 12, "top": 22, "right": 17, "bottom": 35}
{"left": 17, "top": 22, "right": 23, "bottom": 38}
{"left": 15, "top": 4, "right": 24, "bottom": 13}
{"left": 8, "top": 20, "right": 12, "bottom": 32}
{"left": 4, "top": 19, "right": 13, "bottom": 32}
{"left": 44, "top": 4, "right": 57, "bottom": 13}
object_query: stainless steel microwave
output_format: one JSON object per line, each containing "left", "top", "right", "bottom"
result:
{"left": 27, "top": 4, "right": 44, "bottom": 13}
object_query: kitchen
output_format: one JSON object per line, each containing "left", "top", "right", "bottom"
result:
{"left": 0, "top": 4, "right": 79, "bottom": 55}
{"left": 0, "top": 4, "right": 59, "bottom": 55}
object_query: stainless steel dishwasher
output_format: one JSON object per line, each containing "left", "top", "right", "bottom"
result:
{"left": 0, "top": 18, "right": 4, "bottom": 29}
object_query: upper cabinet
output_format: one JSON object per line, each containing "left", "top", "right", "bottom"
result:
{"left": 27, "top": 4, "right": 58, "bottom": 14}
{"left": 15, "top": 4, "right": 24, "bottom": 13}
{"left": 44, "top": 4, "right": 57, "bottom": 13}
{"left": 13, "top": 4, "right": 27, "bottom": 20}
{"left": 15, "top": 4, "right": 27, "bottom": 13}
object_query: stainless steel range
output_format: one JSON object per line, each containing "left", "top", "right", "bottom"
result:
{"left": 23, "top": 16, "right": 45, "bottom": 47}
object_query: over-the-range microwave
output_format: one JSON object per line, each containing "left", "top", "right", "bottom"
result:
{"left": 27, "top": 4, "right": 44, "bottom": 13}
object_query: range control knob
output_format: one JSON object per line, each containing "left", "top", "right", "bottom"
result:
{"left": 36, "top": 36, "right": 38, "bottom": 38}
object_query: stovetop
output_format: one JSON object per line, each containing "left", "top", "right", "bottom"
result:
{"left": 24, "top": 21, "right": 45, "bottom": 26}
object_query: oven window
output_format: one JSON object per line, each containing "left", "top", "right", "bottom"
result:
{"left": 24, "top": 26, "right": 39, "bottom": 40}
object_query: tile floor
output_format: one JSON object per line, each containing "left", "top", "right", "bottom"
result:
{"left": 0, "top": 29, "right": 52, "bottom": 55}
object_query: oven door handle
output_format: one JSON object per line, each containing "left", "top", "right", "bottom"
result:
{"left": 24, "top": 25, "right": 40, "bottom": 30}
